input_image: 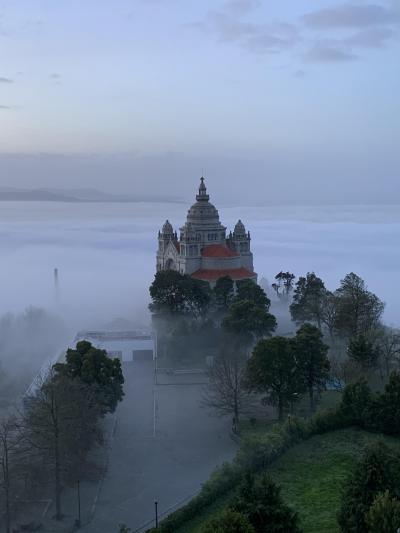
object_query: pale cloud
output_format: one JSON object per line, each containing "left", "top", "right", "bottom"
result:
{"left": 303, "top": 3, "right": 397, "bottom": 30}
{"left": 0, "top": 77, "right": 13, "bottom": 83}
{"left": 305, "top": 44, "right": 357, "bottom": 63}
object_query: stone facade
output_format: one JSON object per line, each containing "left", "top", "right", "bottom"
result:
{"left": 156, "top": 178, "right": 257, "bottom": 285}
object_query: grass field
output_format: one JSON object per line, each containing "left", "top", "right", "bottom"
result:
{"left": 178, "top": 427, "right": 400, "bottom": 533}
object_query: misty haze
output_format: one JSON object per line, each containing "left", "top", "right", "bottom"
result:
{"left": 1, "top": 1, "right": 400, "bottom": 533}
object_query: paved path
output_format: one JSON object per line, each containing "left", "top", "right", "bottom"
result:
{"left": 80, "top": 357, "right": 237, "bottom": 532}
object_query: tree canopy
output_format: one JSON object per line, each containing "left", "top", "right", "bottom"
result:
{"left": 149, "top": 270, "right": 212, "bottom": 318}
{"left": 290, "top": 272, "right": 327, "bottom": 329}
{"left": 334, "top": 272, "right": 384, "bottom": 338}
{"left": 223, "top": 301, "right": 277, "bottom": 343}
{"left": 291, "top": 323, "right": 330, "bottom": 412}
{"left": 54, "top": 340, "right": 124, "bottom": 414}
{"left": 246, "top": 336, "right": 301, "bottom": 420}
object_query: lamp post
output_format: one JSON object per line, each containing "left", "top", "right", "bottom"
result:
{"left": 155, "top": 500, "right": 159, "bottom": 528}
{"left": 76, "top": 479, "right": 81, "bottom": 528}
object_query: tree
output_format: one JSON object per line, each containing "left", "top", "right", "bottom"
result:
{"left": 234, "top": 280, "right": 272, "bottom": 312}
{"left": 246, "top": 337, "right": 302, "bottom": 420}
{"left": 273, "top": 272, "right": 295, "bottom": 300}
{"left": 376, "top": 327, "right": 400, "bottom": 378}
{"left": 347, "top": 335, "right": 379, "bottom": 371}
{"left": 231, "top": 473, "right": 300, "bottom": 533}
{"left": 54, "top": 340, "right": 124, "bottom": 415}
{"left": 338, "top": 443, "right": 399, "bottom": 533}
{"left": 23, "top": 372, "right": 103, "bottom": 520}
{"left": 214, "top": 276, "right": 235, "bottom": 313}
{"left": 334, "top": 273, "right": 384, "bottom": 339}
{"left": 291, "top": 323, "right": 330, "bottom": 412}
{"left": 149, "top": 270, "right": 211, "bottom": 318}
{"left": 202, "top": 342, "right": 255, "bottom": 429}
{"left": 200, "top": 510, "right": 255, "bottom": 533}
{"left": 373, "top": 371, "right": 400, "bottom": 436}
{"left": 0, "top": 415, "right": 23, "bottom": 533}
{"left": 223, "top": 301, "right": 276, "bottom": 345}
{"left": 290, "top": 272, "right": 327, "bottom": 329}
{"left": 365, "top": 490, "right": 400, "bottom": 533}
{"left": 321, "top": 291, "right": 339, "bottom": 339}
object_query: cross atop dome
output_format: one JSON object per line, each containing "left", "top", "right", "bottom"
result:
{"left": 196, "top": 176, "right": 209, "bottom": 202}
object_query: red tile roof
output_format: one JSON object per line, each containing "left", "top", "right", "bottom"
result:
{"left": 201, "top": 244, "right": 238, "bottom": 258}
{"left": 191, "top": 267, "right": 257, "bottom": 282}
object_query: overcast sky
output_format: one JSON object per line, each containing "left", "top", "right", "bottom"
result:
{"left": 0, "top": 0, "right": 399, "bottom": 204}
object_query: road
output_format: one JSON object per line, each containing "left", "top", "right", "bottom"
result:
{"left": 82, "top": 355, "right": 237, "bottom": 532}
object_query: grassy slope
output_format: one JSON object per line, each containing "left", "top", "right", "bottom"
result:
{"left": 179, "top": 428, "right": 400, "bottom": 533}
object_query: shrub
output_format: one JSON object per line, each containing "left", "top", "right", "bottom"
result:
{"left": 337, "top": 443, "right": 400, "bottom": 533}
{"left": 365, "top": 490, "right": 400, "bottom": 533}
{"left": 200, "top": 510, "right": 255, "bottom": 533}
{"left": 231, "top": 472, "right": 300, "bottom": 533}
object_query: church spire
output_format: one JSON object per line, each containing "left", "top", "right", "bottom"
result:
{"left": 196, "top": 176, "right": 209, "bottom": 202}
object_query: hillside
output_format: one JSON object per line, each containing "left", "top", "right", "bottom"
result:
{"left": 178, "top": 428, "right": 400, "bottom": 533}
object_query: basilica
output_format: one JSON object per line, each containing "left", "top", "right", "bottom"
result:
{"left": 156, "top": 177, "right": 257, "bottom": 286}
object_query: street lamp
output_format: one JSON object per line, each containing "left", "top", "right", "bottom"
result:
{"left": 155, "top": 500, "right": 159, "bottom": 528}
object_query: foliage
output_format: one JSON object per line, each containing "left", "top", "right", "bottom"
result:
{"left": 365, "top": 490, "right": 400, "bottom": 533}
{"left": 234, "top": 280, "right": 272, "bottom": 312}
{"left": 334, "top": 273, "right": 384, "bottom": 339}
{"left": 371, "top": 371, "right": 400, "bottom": 436}
{"left": 347, "top": 335, "right": 379, "bottom": 370}
{"left": 290, "top": 272, "right": 327, "bottom": 328}
{"left": 54, "top": 340, "right": 124, "bottom": 414}
{"left": 337, "top": 443, "right": 400, "bottom": 533}
{"left": 231, "top": 473, "right": 300, "bottom": 533}
{"left": 214, "top": 276, "right": 235, "bottom": 313}
{"left": 246, "top": 337, "right": 302, "bottom": 420}
{"left": 272, "top": 271, "right": 296, "bottom": 299}
{"left": 223, "top": 301, "right": 276, "bottom": 343}
{"left": 338, "top": 380, "right": 373, "bottom": 427}
{"left": 200, "top": 510, "right": 255, "bottom": 533}
{"left": 292, "top": 324, "right": 330, "bottom": 412}
{"left": 149, "top": 270, "right": 212, "bottom": 318}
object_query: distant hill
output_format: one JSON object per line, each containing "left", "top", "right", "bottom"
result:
{"left": 0, "top": 187, "right": 183, "bottom": 203}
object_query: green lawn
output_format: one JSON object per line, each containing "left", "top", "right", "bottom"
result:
{"left": 179, "top": 428, "right": 400, "bottom": 533}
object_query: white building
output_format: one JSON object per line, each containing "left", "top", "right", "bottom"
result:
{"left": 156, "top": 177, "right": 257, "bottom": 286}
{"left": 74, "top": 330, "right": 156, "bottom": 362}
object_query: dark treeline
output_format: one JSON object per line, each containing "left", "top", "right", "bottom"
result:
{"left": 0, "top": 341, "right": 124, "bottom": 532}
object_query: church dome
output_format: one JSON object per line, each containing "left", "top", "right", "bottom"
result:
{"left": 186, "top": 178, "right": 221, "bottom": 226}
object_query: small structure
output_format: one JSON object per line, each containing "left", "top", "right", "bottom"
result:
{"left": 75, "top": 330, "right": 157, "bottom": 362}
{"left": 156, "top": 177, "right": 257, "bottom": 286}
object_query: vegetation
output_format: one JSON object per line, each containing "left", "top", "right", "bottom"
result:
{"left": 54, "top": 340, "right": 124, "bottom": 414}
{"left": 231, "top": 473, "right": 300, "bottom": 533}
{"left": 246, "top": 336, "right": 300, "bottom": 420}
{"left": 338, "top": 442, "right": 400, "bottom": 532}
{"left": 200, "top": 510, "right": 255, "bottom": 533}
{"left": 292, "top": 323, "right": 330, "bottom": 412}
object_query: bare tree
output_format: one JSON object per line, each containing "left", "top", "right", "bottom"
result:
{"left": 201, "top": 346, "right": 254, "bottom": 431}
{"left": 377, "top": 328, "right": 400, "bottom": 378}
{"left": 23, "top": 371, "right": 103, "bottom": 520}
{"left": 0, "top": 414, "right": 23, "bottom": 533}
